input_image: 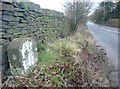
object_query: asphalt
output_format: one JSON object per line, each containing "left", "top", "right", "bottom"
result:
{"left": 86, "top": 22, "right": 118, "bottom": 70}
{"left": 86, "top": 22, "right": 119, "bottom": 86}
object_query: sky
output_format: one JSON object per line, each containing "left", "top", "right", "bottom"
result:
{"left": 30, "top": 0, "right": 104, "bottom": 12}
{"left": 30, "top": 0, "right": 72, "bottom": 12}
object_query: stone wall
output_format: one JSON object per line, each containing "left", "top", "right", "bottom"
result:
{"left": 0, "top": 0, "right": 68, "bottom": 82}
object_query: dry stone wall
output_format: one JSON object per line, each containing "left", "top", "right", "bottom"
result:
{"left": 0, "top": 0, "right": 68, "bottom": 82}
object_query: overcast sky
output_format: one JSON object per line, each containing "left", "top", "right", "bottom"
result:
{"left": 30, "top": 0, "right": 104, "bottom": 12}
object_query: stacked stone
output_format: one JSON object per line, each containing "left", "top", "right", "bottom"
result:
{"left": 0, "top": 1, "right": 14, "bottom": 83}
{"left": 0, "top": 1, "right": 41, "bottom": 81}
{"left": 0, "top": 0, "right": 67, "bottom": 84}
{"left": 41, "top": 9, "right": 66, "bottom": 42}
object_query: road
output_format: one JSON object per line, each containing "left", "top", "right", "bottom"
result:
{"left": 86, "top": 22, "right": 118, "bottom": 70}
{"left": 86, "top": 22, "right": 119, "bottom": 85}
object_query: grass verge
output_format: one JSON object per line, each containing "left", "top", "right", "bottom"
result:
{"left": 1, "top": 25, "right": 115, "bottom": 87}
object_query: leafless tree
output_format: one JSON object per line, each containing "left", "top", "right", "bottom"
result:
{"left": 64, "top": 0, "right": 92, "bottom": 31}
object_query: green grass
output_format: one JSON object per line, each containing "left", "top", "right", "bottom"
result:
{"left": 38, "top": 51, "right": 58, "bottom": 63}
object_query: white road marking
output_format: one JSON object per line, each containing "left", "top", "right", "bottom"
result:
{"left": 87, "top": 22, "right": 119, "bottom": 34}
{"left": 101, "top": 27, "right": 119, "bottom": 34}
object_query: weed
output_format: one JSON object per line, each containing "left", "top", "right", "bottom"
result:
{"left": 48, "top": 39, "right": 77, "bottom": 57}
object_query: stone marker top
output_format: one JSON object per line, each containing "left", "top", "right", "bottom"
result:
{"left": 7, "top": 37, "right": 38, "bottom": 75}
